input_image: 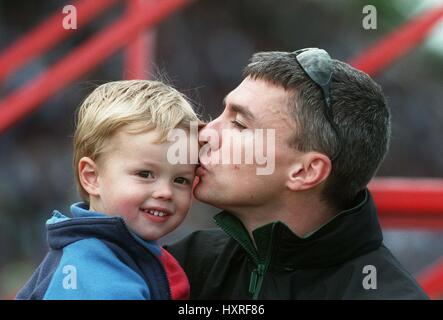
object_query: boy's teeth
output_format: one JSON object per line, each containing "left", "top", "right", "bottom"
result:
{"left": 144, "top": 209, "right": 167, "bottom": 217}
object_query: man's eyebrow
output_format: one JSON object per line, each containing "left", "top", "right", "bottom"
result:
{"left": 223, "top": 96, "right": 255, "bottom": 121}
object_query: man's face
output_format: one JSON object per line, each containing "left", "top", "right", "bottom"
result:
{"left": 91, "top": 128, "right": 196, "bottom": 241}
{"left": 194, "top": 77, "right": 299, "bottom": 211}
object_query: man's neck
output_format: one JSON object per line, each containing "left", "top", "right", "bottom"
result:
{"left": 229, "top": 193, "right": 338, "bottom": 240}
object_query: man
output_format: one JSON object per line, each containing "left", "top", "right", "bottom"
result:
{"left": 166, "top": 48, "right": 428, "bottom": 299}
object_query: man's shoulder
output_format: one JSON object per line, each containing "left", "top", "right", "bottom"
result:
{"left": 166, "top": 228, "right": 230, "bottom": 251}
{"left": 331, "top": 244, "right": 429, "bottom": 299}
{"left": 180, "top": 228, "right": 230, "bottom": 242}
{"left": 165, "top": 229, "right": 230, "bottom": 264}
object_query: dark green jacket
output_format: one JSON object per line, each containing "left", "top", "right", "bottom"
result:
{"left": 166, "top": 190, "right": 428, "bottom": 299}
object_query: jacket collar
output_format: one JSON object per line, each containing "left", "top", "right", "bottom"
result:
{"left": 214, "top": 189, "right": 383, "bottom": 270}
{"left": 46, "top": 202, "right": 161, "bottom": 256}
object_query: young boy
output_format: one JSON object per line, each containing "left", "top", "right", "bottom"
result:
{"left": 16, "top": 80, "right": 199, "bottom": 300}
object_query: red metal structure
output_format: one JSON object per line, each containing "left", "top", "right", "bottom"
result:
{"left": 0, "top": 0, "right": 192, "bottom": 133}
{"left": 123, "top": 0, "right": 157, "bottom": 79}
{"left": 0, "top": 0, "right": 442, "bottom": 298}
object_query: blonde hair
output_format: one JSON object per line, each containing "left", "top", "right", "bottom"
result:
{"left": 73, "top": 80, "right": 199, "bottom": 201}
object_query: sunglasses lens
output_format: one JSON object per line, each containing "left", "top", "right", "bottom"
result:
{"left": 296, "top": 48, "right": 332, "bottom": 88}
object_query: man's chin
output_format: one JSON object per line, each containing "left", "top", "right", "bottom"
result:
{"left": 192, "top": 181, "right": 221, "bottom": 206}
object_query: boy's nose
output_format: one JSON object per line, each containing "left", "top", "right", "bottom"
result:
{"left": 152, "top": 181, "right": 173, "bottom": 200}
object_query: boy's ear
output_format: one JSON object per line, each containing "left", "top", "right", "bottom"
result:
{"left": 78, "top": 157, "right": 100, "bottom": 196}
{"left": 286, "top": 152, "right": 332, "bottom": 191}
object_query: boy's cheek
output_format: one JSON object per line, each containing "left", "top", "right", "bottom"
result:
{"left": 192, "top": 176, "right": 200, "bottom": 194}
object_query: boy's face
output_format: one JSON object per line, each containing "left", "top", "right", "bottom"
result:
{"left": 89, "top": 127, "right": 196, "bottom": 241}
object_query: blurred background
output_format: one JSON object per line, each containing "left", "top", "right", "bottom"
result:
{"left": 0, "top": 0, "right": 442, "bottom": 299}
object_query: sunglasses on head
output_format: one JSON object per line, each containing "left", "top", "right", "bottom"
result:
{"left": 294, "top": 48, "right": 342, "bottom": 162}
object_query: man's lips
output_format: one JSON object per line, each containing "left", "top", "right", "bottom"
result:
{"left": 196, "top": 163, "right": 209, "bottom": 176}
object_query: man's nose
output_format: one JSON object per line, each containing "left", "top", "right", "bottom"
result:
{"left": 198, "top": 117, "right": 222, "bottom": 150}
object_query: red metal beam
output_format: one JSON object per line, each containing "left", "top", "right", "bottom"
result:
{"left": 0, "top": 0, "right": 118, "bottom": 83}
{"left": 349, "top": 5, "right": 443, "bottom": 76}
{"left": 0, "top": 0, "right": 193, "bottom": 133}
{"left": 379, "top": 216, "right": 443, "bottom": 230}
{"left": 370, "top": 178, "right": 443, "bottom": 229}
{"left": 123, "top": 0, "right": 156, "bottom": 79}
{"left": 123, "top": 31, "right": 156, "bottom": 79}
{"left": 369, "top": 178, "right": 443, "bottom": 215}
{"left": 417, "top": 259, "right": 443, "bottom": 299}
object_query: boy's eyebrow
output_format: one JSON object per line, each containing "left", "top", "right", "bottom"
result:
{"left": 223, "top": 96, "right": 255, "bottom": 122}
{"left": 138, "top": 159, "right": 161, "bottom": 168}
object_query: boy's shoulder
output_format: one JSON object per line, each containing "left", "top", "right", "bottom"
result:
{"left": 46, "top": 237, "right": 151, "bottom": 299}
{"left": 18, "top": 210, "right": 162, "bottom": 300}
{"left": 17, "top": 237, "right": 151, "bottom": 299}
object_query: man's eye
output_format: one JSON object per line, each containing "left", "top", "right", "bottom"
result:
{"left": 174, "top": 177, "right": 190, "bottom": 185}
{"left": 231, "top": 120, "right": 246, "bottom": 129}
{"left": 138, "top": 171, "right": 154, "bottom": 179}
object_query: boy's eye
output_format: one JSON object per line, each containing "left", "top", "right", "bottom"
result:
{"left": 231, "top": 120, "right": 247, "bottom": 130}
{"left": 138, "top": 171, "right": 154, "bottom": 179}
{"left": 174, "top": 177, "right": 190, "bottom": 185}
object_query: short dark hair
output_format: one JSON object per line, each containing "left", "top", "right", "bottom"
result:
{"left": 244, "top": 51, "right": 391, "bottom": 209}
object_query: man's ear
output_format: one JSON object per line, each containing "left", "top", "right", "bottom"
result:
{"left": 286, "top": 152, "right": 332, "bottom": 191}
{"left": 78, "top": 157, "right": 100, "bottom": 197}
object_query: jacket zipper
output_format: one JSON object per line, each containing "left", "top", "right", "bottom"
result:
{"left": 215, "top": 218, "right": 276, "bottom": 300}
{"left": 249, "top": 223, "right": 276, "bottom": 299}
{"left": 249, "top": 263, "right": 265, "bottom": 298}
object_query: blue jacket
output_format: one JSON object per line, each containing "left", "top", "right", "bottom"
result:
{"left": 17, "top": 203, "right": 188, "bottom": 300}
